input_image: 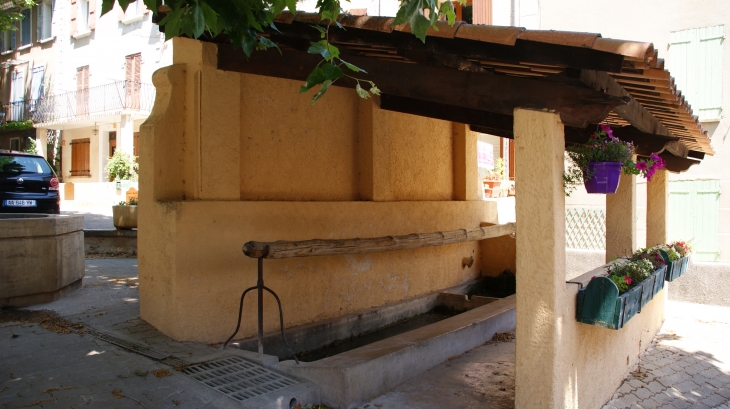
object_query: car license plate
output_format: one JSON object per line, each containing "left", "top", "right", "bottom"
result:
{"left": 4, "top": 200, "right": 37, "bottom": 207}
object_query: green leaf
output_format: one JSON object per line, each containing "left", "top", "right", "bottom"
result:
{"left": 242, "top": 31, "right": 258, "bottom": 57}
{"left": 355, "top": 83, "right": 370, "bottom": 99}
{"left": 322, "top": 63, "right": 344, "bottom": 80}
{"left": 200, "top": 3, "right": 219, "bottom": 35}
{"left": 411, "top": 13, "right": 431, "bottom": 43}
{"left": 311, "top": 80, "right": 333, "bottom": 104}
{"left": 143, "top": 0, "right": 157, "bottom": 14}
{"left": 307, "top": 40, "right": 339, "bottom": 60}
{"left": 438, "top": 1, "right": 456, "bottom": 25}
{"left": 100, "top": 0, "right": 116, "bottom": 16}
{"left": 310, "top": 24, "right": 327, "bottom": 39}
{"left": 258, "top": 36, "right": 281, "bottom": 53}
{"left": 118, "top": 0, "right": 133, "bottom": 12}
{"left": 300, "top": 67, "right": 327, "bottom": 93}
{"left": 339, "top": 59, "right": 366, "bottom": 73}
{"left": 393, "top": 0, "right": 420, "bottom": 26}
{"left": 285, "top": 0, "right": 297, "bottom": 13}
{"left": 316, "top": 0, "right": 340, "bottom": 22}
{"left": 192, "top": 4, "right": 205, "bottom": 38}
{"left": 369, "top": 84, "right": 381, "bottom": 96}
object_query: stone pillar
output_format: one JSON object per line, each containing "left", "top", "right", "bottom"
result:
{"left": 646, "top": 168, "right": 669, "bottom": 247}
{"left": 606, "top": 171, "right": 637, "bottom": 262}
{"left": 35, "top": 127, "right": 47, "bottom": 158}
{"left": 452, "top": 123, "right": 479, "bottom": 201}
{"left": 119, "top": 114, "right": 134, "bottom": 155}
{"left": 97, "top": 128, "right": 109, "bottom": 181}
{"left": 513, "top": 108, "right": 566, "bottom": 409}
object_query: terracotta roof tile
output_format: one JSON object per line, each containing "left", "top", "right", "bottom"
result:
{"left": 517, "top": 30, "right": 599, "bottom": 48}
{"left": 592, "top": 38, "right": 653, "bottom": 60}
{"left": 454, "top": 25, "right": 524, "bottom": 45}
{"left": 394, "top": 20, "right": 464, "bottom": 39}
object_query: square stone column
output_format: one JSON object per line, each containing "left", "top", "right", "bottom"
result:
{"left": 513, "top": 108, "right": 567, "bottom": 409}
{"left": 606, "top": 171, "right": 637, "bottom": 262}
{"left": 35, "top": 127, "right": 47, "bottom": 158}
{"left": 646, "top": 168, "right": 669, "bottom": 247}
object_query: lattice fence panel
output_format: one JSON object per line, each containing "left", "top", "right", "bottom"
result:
{"left": 565, "top": 207, "right": 606, "bottom": 250}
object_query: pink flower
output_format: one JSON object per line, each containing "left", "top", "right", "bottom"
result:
{"left": 646, "top": 168, "right": 656, "bottom": 181}
{"left": 600, "top": 125, "right": 615, "bottom": 139}
{"left": 625, "top": 276, "right": 632, "bottom": 285}
{"left": 636, "top": 161, "right": 648, "bottom": 171}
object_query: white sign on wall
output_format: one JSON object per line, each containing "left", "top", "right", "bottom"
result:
{"left": 477, "top": 141, "right": 494, "bottom": 169}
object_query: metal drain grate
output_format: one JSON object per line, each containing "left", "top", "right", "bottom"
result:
{"left": 162, "top": 356, "right": 190, "bottom": 369}
{"left": 95, "top": 333, "right": 171, "bottom": 360}
{"left": 182, "top": 356, "right": 301, "bottom": 402}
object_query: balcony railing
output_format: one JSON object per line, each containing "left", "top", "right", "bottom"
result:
{"left": 2, "top": 80, "right": 156, "bottom": 125}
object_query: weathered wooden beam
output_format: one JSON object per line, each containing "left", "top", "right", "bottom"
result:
{"left": 218, "top": 44, "right": 626, "bottom": 128}
{"left": 580, "top": 70, "right": 672, "bottom": 137}
{"left": 243, "top": 223, "right": 516, "bottom": 259}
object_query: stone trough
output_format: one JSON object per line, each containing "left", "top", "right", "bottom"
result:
{"left": 233, "top": 280, "right": 516, "bottom": 409}
{"left": 0, "top": 214, "right": 85, "bottom": 307}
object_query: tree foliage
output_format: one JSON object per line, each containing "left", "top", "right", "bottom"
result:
{"left": 0, "top": 0, "right": 35, "bottom": 32}
{"left": 102, "top": 0, "right": 461, "bottom": 102}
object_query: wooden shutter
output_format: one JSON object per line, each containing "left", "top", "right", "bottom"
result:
{"left": 125, "top": 53, "right": 141, "bottom": 108}
{"left": 472, "top": 0, "right": 492, "bottom": 24}
{"left": 70, "top": 0, "right": 77, "bottom": 36}
{"left": 669, "top": 180, "right": 721, "bottom": 261}
{"left": 76, "top": 66, "right": 89, "bottom": 116}
{"left": 88, "top": 0, "right": 97, "bottom": 29}
{"left": 70, "top": 138, "right": 91, "bottom": 176}
{"left": 133, "top": 132, "right": 139, "bottom": 157}
{"left": 668, "top": 26, "right": 724, "bottom": 121}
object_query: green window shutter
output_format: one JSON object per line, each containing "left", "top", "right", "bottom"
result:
{"left": 668, "top": 180, "right": 720, "bottom": 262}
{"left": 668, "top": 26, "right": 724, "bottom": 121}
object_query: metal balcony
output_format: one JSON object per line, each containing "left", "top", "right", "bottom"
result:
{"left": 2, "top": 80, "right": 156, "bottom": 125}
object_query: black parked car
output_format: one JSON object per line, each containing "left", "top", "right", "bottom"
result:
{"left": 0, "top": 150, "right": 60, "bottom": 214}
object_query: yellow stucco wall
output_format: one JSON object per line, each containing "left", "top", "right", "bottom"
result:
{"left": 138, "top": 38, "right": 501, "bottom": 343}
{"left": 514, "top": 108, "right": 664, "bottom": 409}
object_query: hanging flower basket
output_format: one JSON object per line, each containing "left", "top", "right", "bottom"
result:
{"left": 583, "top": 162, "right": 623, "bottom": 194}
{"left": 576, "top": 266, "right": 666, "bottom": 330}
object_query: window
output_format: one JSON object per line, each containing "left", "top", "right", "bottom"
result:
{"left": 79, "top": 0, "right": 89, "bottom": 32}
{"left": 31, "top": 66, "right": 45, "bottom": 100}
{"left": 10, "top": 138, "right": 20, "bottom": 151}
{"left": 70, "top": 138, "right": 90, "bottom": 176}
{"left": 668, "top": 25, "right": 724, "bottom": 121}
{"left": 109, "top": 131, "right": 116, "bottom": 157}
{"left": 20, "top": 8, "right": 31, "bottom": 46}
{"left": 123, "top": 1, "right": 145, "bottom": 20}
{"left": 37, "top": 0, "right": 53, "bottom": 41}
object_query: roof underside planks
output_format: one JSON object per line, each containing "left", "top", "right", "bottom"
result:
{"left": 203, "top": 12, "right": 715, "bottom": 172}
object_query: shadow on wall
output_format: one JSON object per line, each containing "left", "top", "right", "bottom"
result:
{"left": 603, "top": 332, "right": 730, "bottom": 408}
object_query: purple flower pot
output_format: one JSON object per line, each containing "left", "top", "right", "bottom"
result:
{"left": 584, "top": 162, "right": 623, "bottom": 194}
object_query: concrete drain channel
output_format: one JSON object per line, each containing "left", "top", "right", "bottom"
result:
{"left": 94, "top": 331, "right": 302, "bottom": 404}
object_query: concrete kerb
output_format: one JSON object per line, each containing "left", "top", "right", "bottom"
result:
{"left": 276, "top": 295, "right": 516, "bottom": 409}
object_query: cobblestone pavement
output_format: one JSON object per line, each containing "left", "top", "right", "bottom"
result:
{"left": 603, "top": 301, "right": 730, "bottom": 409}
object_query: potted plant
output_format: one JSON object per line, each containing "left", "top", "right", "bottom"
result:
{"left": 564, "top": 125, "right": 666, "bottom": 195}
{"left": 113, "top": 197, "right": 138, "bottom": 229}
{"left": 104, "top": 151, "right": 138, "bottom": 182}
{"left": 576, "top": 256, "right": 666, "bottom": 330}
{"left": 483, "top": 158, "right": 505, "bottom": 197}
{"left": 661, "top": 241, "right": 692, "bottom": 281}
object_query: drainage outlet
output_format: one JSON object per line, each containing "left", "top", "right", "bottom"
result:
{"left": 182, "top": 355, "right": 301, "bottom": 402}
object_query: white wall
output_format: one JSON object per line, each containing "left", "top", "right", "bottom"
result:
{"left": 56, "top": 2, "right": 172, "bottom": 93}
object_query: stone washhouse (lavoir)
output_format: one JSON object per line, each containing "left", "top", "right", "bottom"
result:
{"left": 137, "top": 14, "right": 713, "bottom": 409}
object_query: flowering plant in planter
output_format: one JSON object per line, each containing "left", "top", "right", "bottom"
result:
{"left": 605, "top": 258, "right": 655, "bottom": 294}
{"left": 669, "top": 241, "right": 693, "bottom": 258}
{"left": 564, "top": 125, "right": 666, "bottom": 195}
{"left": 632, "top": 245, "right": 677, "bottom": 270}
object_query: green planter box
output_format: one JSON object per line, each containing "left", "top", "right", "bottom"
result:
{"left": 659, "top": 250, "right": 690, "bottom": 282}
{"left": 576, "top": 266, "right": 666, "bottom": 330}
